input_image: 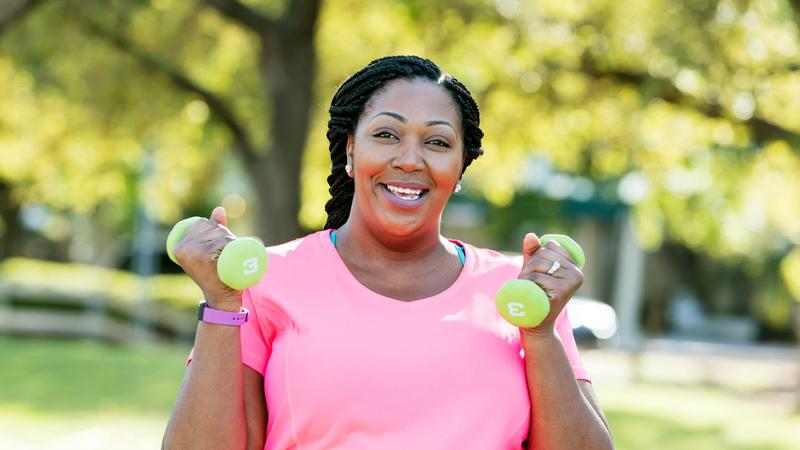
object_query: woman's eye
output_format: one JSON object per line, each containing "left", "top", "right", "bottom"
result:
{"left": 374, "top": 131, "right": 396, "bottom": 139}
{"left": 428, "top": 139, "right": 451, "bottom": 148}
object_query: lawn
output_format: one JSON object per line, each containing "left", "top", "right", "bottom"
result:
{"left": 1, "top": 337, "right": 798, "bottom": 449}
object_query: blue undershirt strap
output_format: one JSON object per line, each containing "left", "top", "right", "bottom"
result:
{"left": 455, "top": 242, "right": 466, "bottom": 265}
{"left": 329, "top": 229, "right": 465, "bottom": 266}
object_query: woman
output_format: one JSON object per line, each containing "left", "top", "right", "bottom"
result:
{"left": 162, "top": 55, "right": 614, "bottom": 450}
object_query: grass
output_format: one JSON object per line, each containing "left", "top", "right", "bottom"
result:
{"left": 1, "top": 337, "right": 799, "bottom": 449}
{"left": 599, "top": 383, "right": 800, "bottom": 449}
{"left": 0, "top": 337, "right": 191, "bottom": 414}
{"left": 0, "top": 337, "right": 191, "bottom": 449}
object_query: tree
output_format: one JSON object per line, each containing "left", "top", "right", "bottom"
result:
{"left": 2, "top": 0, "right": 321, "bottom": 246}
{"left": 2, "top": 1, "right": 800, "bottom": 331}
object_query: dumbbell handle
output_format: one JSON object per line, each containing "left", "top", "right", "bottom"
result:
{"left": 495, "top": 234, "right": 585, "bottom": 328}
{"left": 166, "top": 217, "right": 268, "bottom": 290}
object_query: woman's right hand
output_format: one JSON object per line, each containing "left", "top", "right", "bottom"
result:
{"left": 172, "top": 206, "right": 242, "bottom": 310}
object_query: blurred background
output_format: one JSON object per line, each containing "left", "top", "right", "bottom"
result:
{"left": 1, "top": 0, "right": 799, "bottom": 448}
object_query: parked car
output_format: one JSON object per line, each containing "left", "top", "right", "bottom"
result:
{"left": 566, "top": 296, "right": 618, "bottom": 346}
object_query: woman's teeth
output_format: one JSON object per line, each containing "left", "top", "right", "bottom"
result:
{"left": 386, "top": 184, "right": 423, "bottom": 200}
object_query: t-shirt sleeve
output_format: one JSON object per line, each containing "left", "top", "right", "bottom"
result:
{"left": 239, "top": 287, "right": 271, "bottom": 376}
{"left": 554, "top": 307, "right": 591, "bottom": 382}
{"left": 184, "top": 287, "right": 273, "bottom": 376}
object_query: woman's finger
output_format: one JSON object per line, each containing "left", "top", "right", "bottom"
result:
{"left": 207, "top": 235, "right": 235, "bottom": 261}
{"left": 522, "top": 255, "right": 571, "bottom": 278}
{"left": 533, "top": 247, "right": 581, "bottom": 274}
{"left": 540, "top": 240, "right": 579, "bottom": 267}
{"left": 528, "top": 272, "right": 570, "bottom": 301}
{"left": 521, "top": 248, "right": 579, "bottom": 278}
{"left": 210, "top": 206, "right": 228, "bottom": 227}
{"left": 520, "top": 233, "right": 541, "bottom": 268}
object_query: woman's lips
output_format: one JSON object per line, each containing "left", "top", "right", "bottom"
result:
{"left": 379, "top": 183, "right": 428, "bottom": 209}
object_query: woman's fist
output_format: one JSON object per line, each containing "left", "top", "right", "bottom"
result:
{"left": 516, "top": 233, "right": 584, "bottom": 333}
{"left": 172, "top": 207, "right": 241, "bottom": 309}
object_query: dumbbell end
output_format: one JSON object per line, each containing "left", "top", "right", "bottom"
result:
{"left": 217, "top": 237, "right": 268, "bottom": 290}
{"left": 539, "top": 234, "right": 585, "bottom": 268}
{"left": 495, "top": 279, "right": 551, "bottom": 328}
{"left": 166, "top": 216, "right": 203, "bottom": 265}
{"left": 495, "top": 234, "right": 585, "bottom": 328}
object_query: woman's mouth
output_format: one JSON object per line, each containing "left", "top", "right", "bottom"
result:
{"left": 379, "top": 183, "right": 429, "bottom": 207}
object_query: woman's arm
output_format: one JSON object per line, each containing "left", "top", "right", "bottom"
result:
{"left": 522, "top": 331, "right": 614, "bottom": 450}
{"left": 512, "top": 233, "right": 613, "bottom": 449}
{"left": 162, "top": 207, "right": 268, "bottom": 449}
{"left": 243, "top": 366, "right": 268, "bottom": 450}
{"left": 162, "top": 319, "right": 249, "bottom": 450}
{"left": 162, "top": 322, "right": 268, "bottom": 450}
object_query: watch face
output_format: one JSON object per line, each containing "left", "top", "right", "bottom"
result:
{"left": 197, "top": 301, "right": 207, "bottom": 321}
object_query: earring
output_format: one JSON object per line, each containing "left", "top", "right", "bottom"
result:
{"left": 345, "top": 163, "right": 352, "bottom": 175}
{"left": 454, "top": 183, "right": 462, "bottom": 193}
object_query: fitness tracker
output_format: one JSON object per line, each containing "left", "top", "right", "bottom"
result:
{"left": 197, "top": 300, "right": 249, "bottom": 326}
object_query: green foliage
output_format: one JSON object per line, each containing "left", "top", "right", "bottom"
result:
{"left": 1, "top": 0, "right": 800, "bottom": 317}
{"left": 0, "top": 0, "right": 242, "bottom": 234}
{"left": 306, "top": 0, "right": 800, "bottom": 259}
{"left": 781, "top": 245, "right": 800, "bottom": 301}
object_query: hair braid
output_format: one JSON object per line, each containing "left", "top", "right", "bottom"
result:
{"left": 323, "top": 55, "right": 485, "bottom": 230}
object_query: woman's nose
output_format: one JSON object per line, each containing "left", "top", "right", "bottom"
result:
{"left": 391, "top": 140, "right": 425, "bottom": 171}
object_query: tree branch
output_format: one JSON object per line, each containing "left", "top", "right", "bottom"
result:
{"left": 202, "top": 0, "right": 276, "bottom": 37}
{"left": 79, "top": 19, "right": 258, "bottom": 165}
{"left": 0, "top": 0, "right": 45, "bottom": 36}
{"left": 581, "top": 58, "right": 800, "bottom": 146}
{"left": 789, "top": 0, "right": 800, "bottom": 29}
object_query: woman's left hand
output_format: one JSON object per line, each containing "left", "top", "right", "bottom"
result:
{"left": 516, "top": 232, "right": 584, "bottom": 337}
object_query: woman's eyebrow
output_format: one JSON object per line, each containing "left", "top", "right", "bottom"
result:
{"left": 424, "top": 119, "right": 455, "bottom": 131}
{"left": 370, "top": 112, "right": 455, "bottom": 130}
{"left": 371, "top": 111, "right": 407, "bottom": 123}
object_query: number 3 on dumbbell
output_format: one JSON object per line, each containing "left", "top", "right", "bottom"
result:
{"left": 506, "top": 302, "right": 526, "bottom": 317}
{"left": 242, "top": 257, "right": 259, "bottom": 275}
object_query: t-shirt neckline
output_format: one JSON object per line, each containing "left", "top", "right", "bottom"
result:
{"left": 318, "top": 229, "right": 475, "bottom": 309}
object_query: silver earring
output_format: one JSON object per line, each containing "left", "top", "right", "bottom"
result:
{"left": 345, "top": 163, "right": 352, "bottom": 175}
{"left": 454, "top": 183, "right": 462, "bottom": 193}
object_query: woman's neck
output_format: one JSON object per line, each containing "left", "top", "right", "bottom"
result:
{"left": 334, "top": 216, "right": 453, "bottom": 267}
{"left": 331, "top": 210, "right": 463, "bottom": 302}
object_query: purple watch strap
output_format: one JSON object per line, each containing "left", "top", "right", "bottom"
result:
{"left": 197, "top": 301, "right": 249, "bottom": 326}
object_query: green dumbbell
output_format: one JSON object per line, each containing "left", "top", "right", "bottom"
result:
{"left": 495, "top": 234, "right": 585, "bottom": 328}
{"left": 166, "top": 216, "right": 268, "bottom": 290}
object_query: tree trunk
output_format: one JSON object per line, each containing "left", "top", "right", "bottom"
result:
{"left": 247, "top": 26, "right": 316, "bottom": 244}
{"left": 0, "top": 181, "right": 23, "bottom": 260}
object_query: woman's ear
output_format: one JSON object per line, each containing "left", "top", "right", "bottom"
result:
{"left": 346, "top": 134, "right": 354, "bottom": 166}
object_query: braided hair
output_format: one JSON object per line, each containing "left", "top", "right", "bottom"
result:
{"left": 323, "top": 55, "right": 485, "bottom": 229}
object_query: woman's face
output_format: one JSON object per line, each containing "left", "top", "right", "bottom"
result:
{"left": 346, "top": 78, "right": 464, "bottom": 237}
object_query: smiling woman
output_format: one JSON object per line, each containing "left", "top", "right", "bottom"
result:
{"left": 162, "top": 56, "right": 614, "bottom": 450}
{"left": 343, "top": 79, "right": 465, "bottom": 246}
{"left": 323, "top": 56, "right": 484, "bottom": 233}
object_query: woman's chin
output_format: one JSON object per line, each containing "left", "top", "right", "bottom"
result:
{"left": 375, "top": 215, "right": 424, "bottom": 237}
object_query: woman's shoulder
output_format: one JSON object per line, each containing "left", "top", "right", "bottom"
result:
{"left": 459, "top": 240, "right": 523, "bottom": 273}
{"left": 246, "top": 230, "right": 333, "bottom": 295}
{"left": 265, "top": 229, "right": 329, "bottom": 258}
{"left": 260, "top": 229, "right": 341, "bottom": 274}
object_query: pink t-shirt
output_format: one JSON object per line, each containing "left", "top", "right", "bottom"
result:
{"left": 192, "top": 230, "right": 589, "bottom": 449}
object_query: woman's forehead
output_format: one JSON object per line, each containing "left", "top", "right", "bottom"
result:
{"left": 361, "top": 78, "right": 460, "bottom": 124}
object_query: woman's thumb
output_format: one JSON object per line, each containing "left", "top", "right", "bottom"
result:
{"left": 521, "top": 232, "right": 541, "bottom": 267}
{"left": 210, "top": 206, "right": 227, "bottom": 227}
